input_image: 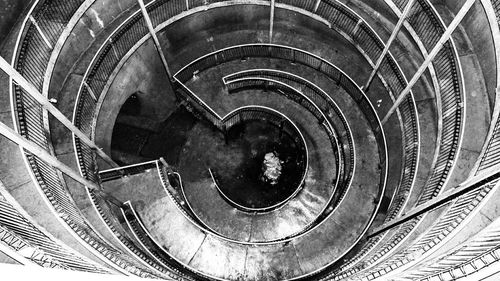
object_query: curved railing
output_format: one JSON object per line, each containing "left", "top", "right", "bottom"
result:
{"left": 86, "top": 187, "right": 184, "bottom": 279}
{"left": 68, "top": 0, "right": 412, "bottom": 256}
{"left": 0, "top": 184, "right": 110, "bottom": 272}
{"left": 9, "top": 0, "right": 163, "bottom": 277}
{"left": 121, "top": 201, "right": 203, "bottom": 281}
{"left": 221, "top": 77, "right": 342, "bottom": 213}
{"left": 223, "top": 68, "right": 354, "bottom": 199}
{"left": 354, "top": 1, "right": 500, "bottom": 279}
{"left": 325, "top": 0, "right": 465, "bottom": 278}
{"left": 173, "top": 42, "right": 388, "bottom": 216}
{"left": 204, "top": 105, "right": 310, "bottom": 213}
{"left": 10, "top": 0, "right": 465, "bottom": 278}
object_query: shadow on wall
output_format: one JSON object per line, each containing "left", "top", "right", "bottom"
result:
{"left": 0, "top": 0, "right": 32, "bottom": 49}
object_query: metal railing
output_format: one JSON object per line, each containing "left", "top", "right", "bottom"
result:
{"left": 358, "top": 1, "right": 500, "bottom": 279}
{"left": 8, "top": 0, "right": 464, "bottom": 278}
{"left": 9, "top": 0, "right": 164, "bottom": 277}
{"left": 86, "top": 186, "right": 183, "bottom": 279}
{"left": 0, "top": 184, "right": 110, "bottom": 272}
{"left": 121, "top": 201, "right": 200, "bottom": 281}
{"left": 204, "top": 105, "right": 309, "bottom": 213}
{"left": 173, "top": 43, "right": 388, "bottom": 220}
{"left": 99, "top": 160, "right": 158, "bottom": 182}
{"left": 329, "top": 0, "right": 467, "bottom": 279}
{"left": 223, "top": 69, "right": 354, "bottom": 209}
{"left": 68, "top": 2, "right": 409, "bottom": 264}
{"left": 221, "top": 76, "right": 341, "bottom": 212}
{"left": 172, "top": 44, "right": 388, "bottom": 258}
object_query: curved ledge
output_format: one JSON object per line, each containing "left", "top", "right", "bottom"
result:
{"left": 205, "top": 105, "right": 310, "bottom": 213}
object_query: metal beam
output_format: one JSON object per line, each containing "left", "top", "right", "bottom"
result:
{"left": 381, "top": 0, "right": 476, "bottom": 125}
{"left": 364, "top": 0, "right": 416, "bottom": 90}
{"left": 269, "top": 0, "right": 276, "bottom": 43}
{"left": 0, "top": 56, "right": 118, "bottom": 168}
{"left": 137, "top": 0, "right": 173, "bottom": 78}
{"left": 369, "top": 165, "right": 500, "bottom": 237}
{"left": 28, "top": 16, "right": 52, "bottom": 49}
{"left": 0, "top": 121, "right": 100, "bottom": 191}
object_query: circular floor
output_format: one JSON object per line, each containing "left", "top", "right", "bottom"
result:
{"left": 211, "top": 120, "right": 306, "bottom": 210}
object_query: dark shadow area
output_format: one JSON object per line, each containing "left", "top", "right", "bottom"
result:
{"left": 211, "top": 120, "right": 306, "bottom": 209}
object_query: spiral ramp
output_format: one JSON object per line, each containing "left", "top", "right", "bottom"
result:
{"left": 0, "top": 0, "right": 499, "bottom": 280}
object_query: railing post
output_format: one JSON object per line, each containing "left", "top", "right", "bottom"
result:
{"left": 381, "top": 0, "right": 476, "bottom": 125}
{"left": 137, "top": 0, "right": 173, "bottom": 79}
{"left": 364, "top": 0, "right": 417, "bottom": 91}
{"left": 0, "top": 120, "right": 101, "bottom": 191}
{"left": 0, "top": 55, "right": 119, "bottom": 168}
{"left": 269, "top": 0, "right": 276, "bottom": 43}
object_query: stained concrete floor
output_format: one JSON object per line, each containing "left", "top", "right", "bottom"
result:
{"left": 102, "top": 159, "right": 380, "bottom": 280}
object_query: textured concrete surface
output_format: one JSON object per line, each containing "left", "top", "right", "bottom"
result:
{"left": 103, "top": 163, "right": 379, "bottom": 280}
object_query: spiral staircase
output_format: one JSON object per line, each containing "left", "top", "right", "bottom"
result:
{"left": 0, "top": 0, "right": 499, "bottom": 280}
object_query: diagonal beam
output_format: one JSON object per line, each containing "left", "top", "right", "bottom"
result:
{"left": 137, "top": 0, "right": 173, "bottom": 78}
{"left": 0, "top": 121, "right": 101, "bottom": 191}
{"left": 381, "top": 0, "right": 476, "bottom": 125}
{"left": 0, "top": 56, "right": 118, "bottom": 168}
{"left": 369, "top": 165, "right": 500, "bottom": 237}
{"left": 270, "top": 0, "right": 276, "bottom": 43}
{"left": 364, "top": 0, "right": 417, "bottom": 90}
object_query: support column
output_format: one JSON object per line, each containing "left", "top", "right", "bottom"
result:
{"left": 137, "top": 0, "right": 173, "bottom": 79}
{"left": 381, "top": 0, "right": 476, "bottom": 125}
{"left": 0, "top": 56, "right": 118, "bottom": 168}
{"left": 364, "top": 0, "right": 416, "bottom": 90}
{"left": 269, "top": 0, "right": 276, "bottom": 44}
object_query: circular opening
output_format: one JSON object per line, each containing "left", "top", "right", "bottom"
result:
{"left": 211, "top": 119, "right": 307, "bottom": 211}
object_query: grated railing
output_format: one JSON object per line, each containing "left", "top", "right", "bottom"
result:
{"left": 223, "top": 71, "right": 349, "bottom": 210}
{"left": 0, "top": 185, "right": 110, "bottom": 272}
{"left": 121, "top": 201, "right": 201, "bottom": 281}
{"left": 11, "top": 0, "right": 162, "bottom": 277}
{"left": 329, "top": 0, "right": 468, "bottom": 278}
{"left": 87, "top": 187, "right": 184, "bottom": 280}
{"left": 10, "top": 0, "right": 461, "bottom": 278}
{"left": 366, "top": 1, "right": 500, "bottom": 279}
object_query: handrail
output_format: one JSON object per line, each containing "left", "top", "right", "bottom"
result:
{"left": 223, "top": 68, "right": 354, "bottom": 195}
{"left": 220, "top": 77, "right": 341, "bottom": 212}
{"left": 86, "top": 186, "right": 182, "bottom": 279}
{"left": 161, "top": 48, "right": 387, "bottom": 252}
{"left": 99, "top": 160, "right": 158, "bottom": 182}
{"left": 354, "top": 2, "right": 500, "bottom": 279}
{"left": 9, "top": 0, "right": 162, "bottom": 277}
{"left": 11, "top": 0, "right": 474, "bottom": 278}
{"left": 0, "top": 183, "right": 110, "bottom": 272}
{"left": 203, "top": 105, "right": 310, "bottom": 213}
{"left": 121, "top": 201, "right": 200, "bottom": 281}
{"left": 173, "top": 43, "right": 388, "bottom": 216}
{"left": 402, "top": 181, "right": 500, "bottom": 281}
{"left": 67, "top": 1, "right": 406, "bottom": 252}
{"left": 329, "top": 0, "right": 465, "bottom": 279}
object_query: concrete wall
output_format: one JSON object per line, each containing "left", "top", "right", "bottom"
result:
{"left": 0, "top": 0, "right": 32, "bottom": 48}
